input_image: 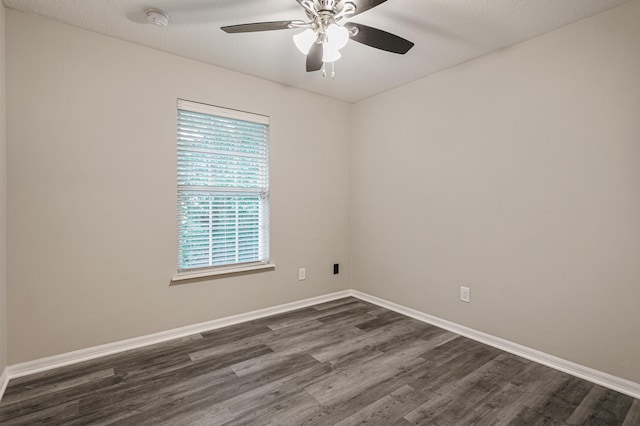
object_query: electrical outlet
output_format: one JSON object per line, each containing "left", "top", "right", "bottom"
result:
{"left": 298, "top": 268, "right": 306, "bottom": 281}
{"left": 460, "top": 286, "right": 470, "bottom": 303}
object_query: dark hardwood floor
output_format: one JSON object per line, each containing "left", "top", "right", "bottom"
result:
{"left": 0, "top": 297, "right": 638, "bottom": 425}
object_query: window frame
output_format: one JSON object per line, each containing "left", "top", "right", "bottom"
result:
{"left": 172, "top": 99, "right": 274, "bottom": 282}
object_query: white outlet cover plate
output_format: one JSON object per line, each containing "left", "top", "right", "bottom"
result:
{"left": 460, "top": 286, "right": 470, "bottom": 303}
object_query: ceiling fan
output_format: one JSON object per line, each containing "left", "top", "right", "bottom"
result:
{"left": 221, "top": 0, "right": 414, "bottom": 73}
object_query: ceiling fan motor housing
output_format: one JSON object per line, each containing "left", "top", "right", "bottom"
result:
{"left": 317, "top": 0, "right": 339, "bottom": 12}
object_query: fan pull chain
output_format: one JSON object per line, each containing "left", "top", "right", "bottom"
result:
{"left": 321, "top": 63, "right": 336, "bottom": 79}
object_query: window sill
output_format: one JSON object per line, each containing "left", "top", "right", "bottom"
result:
{"left": 171, "top": 263, "right": 276, "bottom": 283}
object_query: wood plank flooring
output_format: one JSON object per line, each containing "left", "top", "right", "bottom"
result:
{"left": 0, "top": 297, "right": 638, "bottom": 425}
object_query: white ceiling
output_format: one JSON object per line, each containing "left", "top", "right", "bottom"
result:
{"left": 2, "top": 0, "right": 631, "bottom": 102}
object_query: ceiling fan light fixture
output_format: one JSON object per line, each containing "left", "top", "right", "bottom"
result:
{"left": 322, "top": 43, "right": 342, "bottom": 63}
{"left": 326, "top": 23, "right": 349, "bottom": 50}
{"left": 293, "top": 29, "right": 317, "bottom": 54}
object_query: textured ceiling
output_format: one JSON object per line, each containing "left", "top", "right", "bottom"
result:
{"left": 2, "top": 0, "right": 631, "bottom": 102}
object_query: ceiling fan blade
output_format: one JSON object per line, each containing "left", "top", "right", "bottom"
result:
{"left": 344, "top": 22, "right": 414, "bottom": 54}
{"left": 221, "top": 20, "right": 304, "bottom": 33}
{"left": 306, "top": 43, "right": 323, "bottom": 72}
{"left": 350, "top": 0, "right": 389, "bottom": 17}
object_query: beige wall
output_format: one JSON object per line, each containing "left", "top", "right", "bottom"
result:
{"left": 0, "top": 3, "right": 7, "bottom": 374}
{"left": 351, "top": 0, "right": 640, "bottom": 383}
{"left": 6, "top": 10, "right": 351, "bottom": 364}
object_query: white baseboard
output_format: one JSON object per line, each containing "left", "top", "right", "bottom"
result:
{"left": 5, "top": 290, "right": 351, "bottom": 383}
{"left": 351, "top": 290, "right": 640, "bottom": 400}
{"left": 0, "top": 367, "right": 8, "bottom": 402}
{"left": 2, "top": 289, "right": 639, "bottom": 402}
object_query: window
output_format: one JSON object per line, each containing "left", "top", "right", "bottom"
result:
{"left": 176, "top": 99, "right": 270, "bottom": 277}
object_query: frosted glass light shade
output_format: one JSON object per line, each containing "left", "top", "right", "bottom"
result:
{"left": 322, "top": 43, "right": 342, "bottom": 63}
{"left": 293, "top": 29, "right": 316, "bottom": 54}
{"left": 326, "top": 24, "right": 349, "bottom": 50}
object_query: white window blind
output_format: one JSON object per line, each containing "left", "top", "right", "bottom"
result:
{"left": 177, "top": 99, "right": 270, "bottom": 273}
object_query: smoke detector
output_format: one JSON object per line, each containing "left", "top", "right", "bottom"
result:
{"left": 145, "top": 8, "right": 170, "bottom": 27}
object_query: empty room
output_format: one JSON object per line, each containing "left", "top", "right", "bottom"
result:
{"left": 0, "top": 0, "right": 639, "bottom": 424}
